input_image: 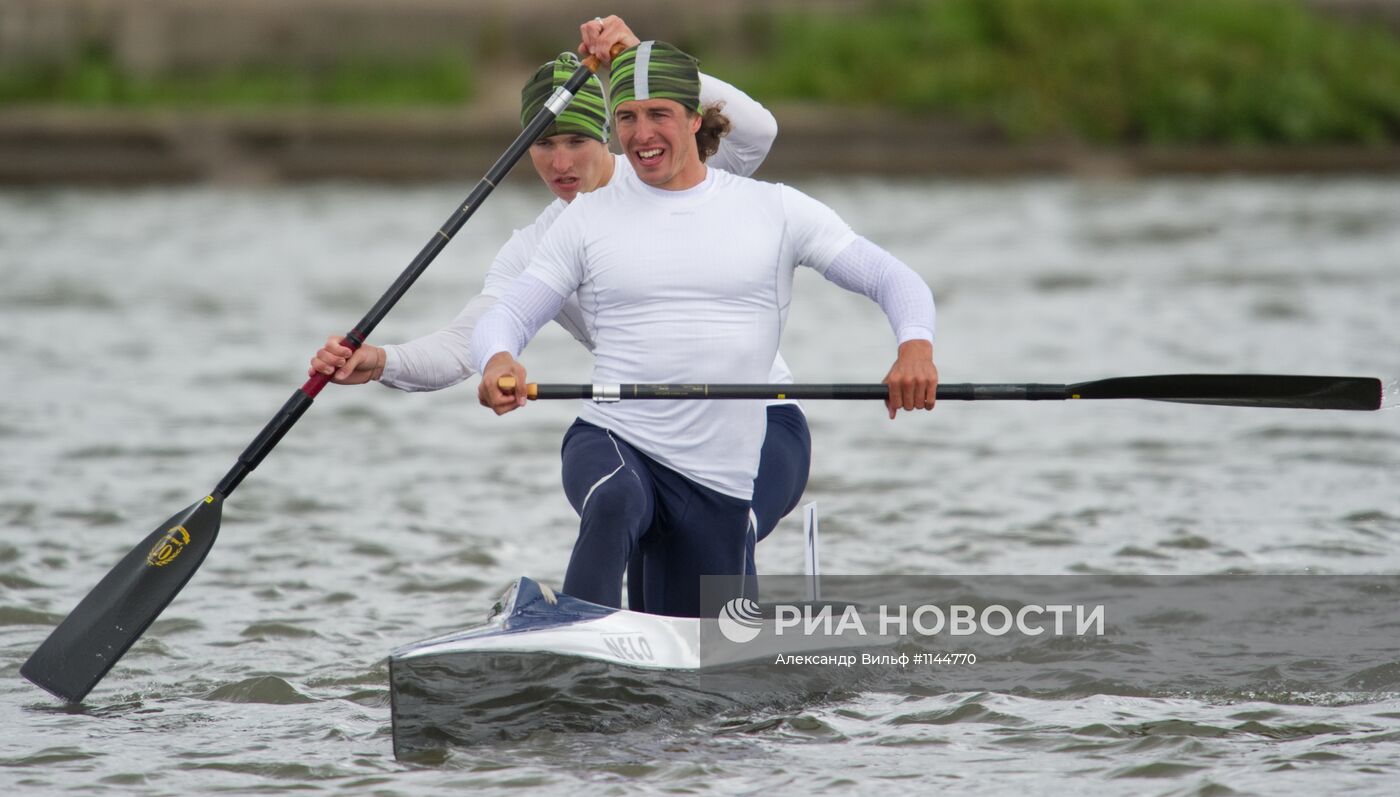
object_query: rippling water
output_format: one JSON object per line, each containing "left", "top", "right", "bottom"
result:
{"left": 3, "top": 176, "right": 1399, "bottom": 795}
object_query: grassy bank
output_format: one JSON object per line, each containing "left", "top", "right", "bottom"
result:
{"left": 0, "top": 45, "right": 473, "bottom": 108}
{"left": 727, "top": 0, "right": 1400, "bottom": 145}
{"left": 5, "top": 0, "right": 1400, "bottom": 147}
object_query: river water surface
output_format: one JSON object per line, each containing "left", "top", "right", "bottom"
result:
{"left": 2, "top": 176, "right": 1399, "bottom": 795}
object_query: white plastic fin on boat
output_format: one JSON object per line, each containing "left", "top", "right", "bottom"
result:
{"left": 804, "top": 502, "right": 821, "bottom": 602}
{"left": 539, "top": 582, "right": 558, "bottom": 605}
{"left": 742, "top": 509, "right": 758, "bottom": 600}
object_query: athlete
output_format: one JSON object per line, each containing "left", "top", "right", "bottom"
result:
{"left": 474, "top": 41, "right": 938, "bottom": 618}
{"left": 307, "top": 18, "right": 809, "bottom": 605}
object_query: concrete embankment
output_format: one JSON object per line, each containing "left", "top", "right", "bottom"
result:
{"left": 4, "top": 106, "right": 1400, "bottom": 184}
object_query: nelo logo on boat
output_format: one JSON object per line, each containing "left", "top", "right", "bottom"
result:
{"left": 717, "top": 598, "right": 763, "bottom": 643}
{"left": 146, "top": 525, "right": 190, "bottom": 567}
{"left": 602, "top": 633, "right": 655, "bottom": 663}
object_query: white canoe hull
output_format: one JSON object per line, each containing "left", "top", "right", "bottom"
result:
{"left": 388, "top": 577, "right": 885, "bottom": 758}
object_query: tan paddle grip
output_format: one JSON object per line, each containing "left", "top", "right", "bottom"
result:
{"left": 582, "top": 43, "right": 628, "bottom": 73}
{"left": 497, "top": 375, "right": 538, "bottom": 400}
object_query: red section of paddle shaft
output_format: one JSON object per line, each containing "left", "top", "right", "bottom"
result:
{"left": 302, "top": 372, "right": 330, "bottom": 398}
{"left": 301, "top": 333, "right": 362, "bottom": 399}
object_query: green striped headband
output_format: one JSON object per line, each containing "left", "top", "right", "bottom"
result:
{"left": 607, "top": 41, "right": 701, "bottom": 117}
{"left": 520, "top": 52, "right": 609, "bottom": 142}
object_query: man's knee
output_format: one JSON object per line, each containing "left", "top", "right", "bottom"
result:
{"left": 579, "top": 470, "right": 650, "bottom": 530}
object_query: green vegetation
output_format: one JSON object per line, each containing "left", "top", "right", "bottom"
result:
{"left": 729, "top": 0, "right": 1400, "bottom": 145}
{"left": 5, "top": 1, "right": 1400, "bottom": 147}
{"left": 0, "top": 44, "right": 473, "bottom": 108}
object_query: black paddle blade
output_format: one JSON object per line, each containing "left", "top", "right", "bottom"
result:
{"left": 21, "top": 494, "right": 224, "bottom": 703}
{"left": 1070, "top": 374, "right": 1383, "bottom": 411}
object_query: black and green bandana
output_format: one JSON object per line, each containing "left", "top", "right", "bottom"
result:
{"left": 520, "top": 52, "right": 609, "bottom": 142}
{"left": 607, "top": 41, "right": 701, "bottom": 117}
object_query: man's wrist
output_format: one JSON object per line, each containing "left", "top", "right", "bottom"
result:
{"left": 478, "top": 349, "right": 513, "bottom": 376}
{"left": 369, "top": 346, "right": 386, "bottom": 381}
{"left": 897, "top": 338, "right": 934, "bottom": 358}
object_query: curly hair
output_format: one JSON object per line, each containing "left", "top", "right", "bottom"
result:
{"left": 694, "top": 102, "right": 732, "bottom": 163}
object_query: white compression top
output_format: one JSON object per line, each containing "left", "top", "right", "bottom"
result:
{"left": 472, "top": 166, "right": 935, "bottom": 499}
{"left": 378, "top": 72, "right": 792, "bottom": 391}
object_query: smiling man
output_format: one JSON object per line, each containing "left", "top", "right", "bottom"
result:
{"left": 607, "top": 43, "right": 711, "bottom": 189}
{"left": 473, "top": 41, "right": 939, "bottom": 618}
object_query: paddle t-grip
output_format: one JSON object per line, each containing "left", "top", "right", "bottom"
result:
{"left": 581, "top": 43, "right": 629, "bottom": 73}
{"left": 497, "top": 375, "right": 539, "bottom": 400}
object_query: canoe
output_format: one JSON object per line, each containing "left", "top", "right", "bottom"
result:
{"left": 388, "top": 575, "right": 883, "bottom": 758}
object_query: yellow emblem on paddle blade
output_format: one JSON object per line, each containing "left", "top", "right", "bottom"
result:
{"left": 147, "top": 525, "right": 191, "bottom": 567}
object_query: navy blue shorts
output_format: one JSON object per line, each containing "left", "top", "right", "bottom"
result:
{"left": 559, "top": 419, "right": 753, "bottom": 618}
{"left": 557, "top": 406, "right": 811, "bottom": 618}
{"left": 626, "top": 404, "right": 811, "bottom": 613}
{"left": 751, "top": 404, "right": 812, "bottom": 544}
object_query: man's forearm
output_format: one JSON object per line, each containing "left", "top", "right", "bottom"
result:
{"left": 822, "top": 236, "right": 936, "bottom": 344}
{"left": 470, "top": 273, "right": 569, "bottom": 375}
{"left": 379, "top": 293, "right": 496, "bottom": 392}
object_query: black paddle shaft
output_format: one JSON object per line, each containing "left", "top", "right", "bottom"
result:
{"left": 22, "top": 56, "right": 614, "bottom": 705}
{"left": 213, "top": 62, "right": 605, "bottom": 500}
{"left": 519, "top": 374, "right": 1382, "bottom": 411}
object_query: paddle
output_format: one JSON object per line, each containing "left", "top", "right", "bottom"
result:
{"left": 498, "top": 374, "right": 1383, "bottom": 411}
{"left": 22, "top": 50, "right": 623, "bottom": 705}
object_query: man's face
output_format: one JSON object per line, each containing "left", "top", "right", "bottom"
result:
{"left": 528, "top": 134, "right": 610, "bottom": 202}
{"left": 614, "top": 99, "right": 703, "bottom": 190}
